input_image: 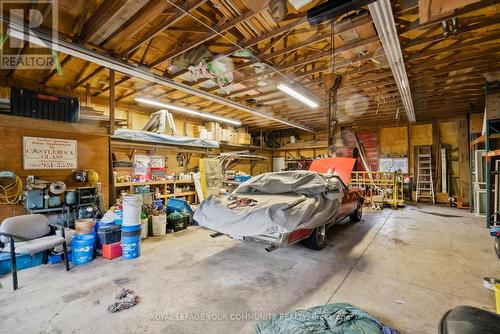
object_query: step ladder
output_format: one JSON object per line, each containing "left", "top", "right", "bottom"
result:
{"left": 415, "top": 146, "right": 435, "bottom": 204}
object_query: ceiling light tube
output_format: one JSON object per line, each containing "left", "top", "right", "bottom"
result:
{"left": 277, "top": 83, "right": 319, "bottom": 108}
{"left": 2, "top": 16, "right": 314, "bottom": 132}
{"left": 368, "top": 0, "right": 416, "bottom": 123}
{"left": 135, "top": 97, "right": 242, "bottom": 126}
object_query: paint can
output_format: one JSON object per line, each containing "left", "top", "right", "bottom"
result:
{"left": 71, "top": 234, "right": 95, "bottom": 265}
{"left": 122, "top": 194, "right": 142, "bottom": 226}
{"left": 152, "top": 214, "right": 166, "bottom": 236}
{"left": 141, "top": 218, "right": 148, "bottom": 239}
{"left": 121, "top": 224, "right": 141, "bottom": 259}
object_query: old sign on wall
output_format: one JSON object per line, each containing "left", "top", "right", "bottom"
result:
{"left": 23, "top": 136, "right": 78, "bottom": 169}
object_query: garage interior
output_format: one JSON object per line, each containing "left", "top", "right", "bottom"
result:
{"left": 0, "top": 0, "right": 499, "bottom": 333}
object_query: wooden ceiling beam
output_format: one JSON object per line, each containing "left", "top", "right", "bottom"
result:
{"left": 218, "top": 35, "right": 379, "bottom": 91}
{"left": 409, "top": 59, "right": 495, "bottom": 80}
{"left": 41, "top": 55, "right": 73, "bottom": 84}
{"left": 102, "top": 0, "right": 174, "bottom": 50}
{"left": 147, "top": 9, "right": 261, "bottom": 68}
{"left": 408, "top": 33, "right": 500, "bottom": 61}
{"left": 81, "top": 0, "right": 150, "bottom": 45}
{"left": 120, "top": 0, "right": 209, "bottom": 57}
{"left": 116, "top": 82, "right": 157, "bottom": 102}
{"left": 398, "top": 0, "right": 499, "bottom": 34}
{"left": 94, "top": 76, "right": 132, "bottom": 97}
{"left": 71, "top": 66, "right": 104, "bottom": 90}
{"left": 396, "top": 0, "right": 418, "bottom": 15}
{"left": 410, "top": 47, "right": 500, "bottom": 71}
{"left": 403, "top": 14, "right": 500, "bottom": 49}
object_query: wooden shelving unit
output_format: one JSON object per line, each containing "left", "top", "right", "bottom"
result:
{"left": 114, "top": 180, "right": 198, "bottom": 204}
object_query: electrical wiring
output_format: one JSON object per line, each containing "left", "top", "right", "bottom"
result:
{"left": 0, "top": 174, "right": 23, "bottom": 204}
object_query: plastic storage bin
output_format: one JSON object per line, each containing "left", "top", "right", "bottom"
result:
{"left": 102, "top": 242, "right": 122, "bottom": 260}
{"left": 167, "top": 198, "right": 193, "bottom": 214}
{"left": 0, "top": 252, "right": 44, "bottom": 275}
{"left": 97, "top": 225, "right": 121, "bottom": 245}
{"left": 167, "top": 215, "right": 190, "bottom": 232}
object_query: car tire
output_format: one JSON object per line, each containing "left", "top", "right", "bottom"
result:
{"left": 350, "top": 203, "right": 363, "bottom": 222}
{"left": 302, "top": 224, "right": 328, "bottom": 250}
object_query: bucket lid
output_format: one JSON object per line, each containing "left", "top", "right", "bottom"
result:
{"left": 73, "top": 233, "right": 95, "bottom": 241}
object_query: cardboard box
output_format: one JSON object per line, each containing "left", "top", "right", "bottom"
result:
{"left": 221, "top": 129, "right": 231, "bottom": 142}
{"left": 185, "top": 123, "right": 196, "bottom": 138}
{"left": 206, "top": 122, "right": 223, "bottom": 141}
{"left": 486, "top": 93, "right": 500, "bottom": 120}
{"left": 237, "top": 133, "right": 251, "bottom": 145}
{"left": 194, "top": 125, "right": 206, "bottom": 138}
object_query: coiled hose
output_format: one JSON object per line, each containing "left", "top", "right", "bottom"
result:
{"left": 0, "top": 175, "right": 23, "bottom": 204}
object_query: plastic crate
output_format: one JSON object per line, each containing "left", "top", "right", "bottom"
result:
{"left": 167, "top": 215, "right": 190, "bottom": 232}
{"left": 167, "top": 198, "right": 193, "bottom": 214}
{"left": 0, "top": 252, "right": 44, "bottom": 275}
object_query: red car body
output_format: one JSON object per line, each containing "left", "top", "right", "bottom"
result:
{"left": 243, "top": 175, "right": 364, "bottom": 250}
{"left": 243, "top": 158, "right": 364, "bottom": 251}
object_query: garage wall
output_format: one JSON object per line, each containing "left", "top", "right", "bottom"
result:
{"left": 0, "top": 114, "right": 110, "bottom": 221}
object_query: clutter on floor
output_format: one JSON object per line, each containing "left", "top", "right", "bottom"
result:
{"left": 107, "top": 288, "right": 140, "bottom": 313}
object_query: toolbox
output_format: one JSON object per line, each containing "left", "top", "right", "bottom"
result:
{"left": 97, "top": 225, "right": 121, "bottom": 245}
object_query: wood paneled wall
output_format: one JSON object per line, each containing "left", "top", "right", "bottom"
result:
{"left": 0, "top": 115, "right": 110, "bottom": 220}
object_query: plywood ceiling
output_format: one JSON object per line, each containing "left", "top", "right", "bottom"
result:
{"left": 0, "top": 0, "right": 498, "bottom": 131}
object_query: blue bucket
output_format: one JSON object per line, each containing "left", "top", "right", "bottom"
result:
{"left": 121, "top": 224, "right": 141, "bottom": 259}
{"left": 71, "top": 234, "right": 95, "bottom": 265}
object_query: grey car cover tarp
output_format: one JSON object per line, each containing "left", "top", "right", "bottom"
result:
{"left": 254, "top": 303, "right": 400, "bottom": 334}
{"left": 112, "top": 128, "right": 219, "bottom": 148}
{"left": 193, "top": 171, "right": 344, "bottom": 237}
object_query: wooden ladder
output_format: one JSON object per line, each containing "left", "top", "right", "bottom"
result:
{"left": 415, "top": 146, "right": 435, "bottom": 204}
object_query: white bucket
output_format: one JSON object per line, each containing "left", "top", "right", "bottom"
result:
{"left": 152, "top": 214, "right": 166, "bottom": 236}
{"left": 123, "top": 194, "right": 143, "bottom": 226}
{"left": 141, "top": 218, "right": 148, "bottom": 239}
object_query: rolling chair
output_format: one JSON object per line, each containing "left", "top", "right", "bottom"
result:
{"left": 0, "top": 214, "right": 70, "bottom": 290}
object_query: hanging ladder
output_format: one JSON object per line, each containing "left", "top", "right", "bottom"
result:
{"left": 415, "top": 146, "right": 435, "bottom": 204}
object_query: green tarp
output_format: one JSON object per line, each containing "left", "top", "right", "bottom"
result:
{"left": 255, "top": 303, "right": 394, "bottom": 334}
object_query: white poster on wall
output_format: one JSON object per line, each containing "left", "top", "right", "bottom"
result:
{"left": 23, "top": 137, "right": 78, "bottom": 169}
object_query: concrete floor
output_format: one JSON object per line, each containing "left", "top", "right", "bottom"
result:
{"left": 1, "top": 204, "right": 499, "bottom": 333}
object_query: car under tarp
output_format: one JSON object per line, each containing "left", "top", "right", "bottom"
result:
{"left": 193, "top": 171, "right": 344, "bottom": 237}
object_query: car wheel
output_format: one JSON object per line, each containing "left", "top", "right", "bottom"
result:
{"left": 302, "top": 224, "right": 328, "bottom": 250}
{"left": 350, "top": 203, "right": 363, "bottom": 222}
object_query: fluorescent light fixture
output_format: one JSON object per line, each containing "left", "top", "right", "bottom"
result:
{"left": 368, "top": 0, "right": 416, "bottom": 122}
{"left": 2, "top": 16, "right": 314, "bottom": 132}
{"left": 135, "top": 97, "right": 242, "bottom": 126}
{"left": 277, "top": 83, "right": 319, "bottom": 108}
